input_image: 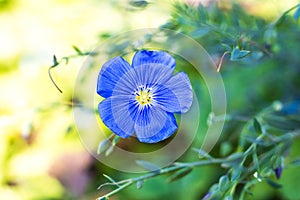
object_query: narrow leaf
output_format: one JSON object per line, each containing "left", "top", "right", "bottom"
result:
{"left": 129, "top": 0, "right": 149, "bottom": 8}
{"left": 112, "top": 136, "right": 120, "bottom": 146}
{"left": 97, "top": 138, "right": 110, "bottom": 155}
{"left": 167, "top": 167, "right": 193, "bottom": 183}
{"left": 253, "top": 118, "right": 262, "bottom": 134}
{"left": 230, "top": 47, "right": 251, "bottom": 61}
{"left": 53, "top": 55, "right": 59, "bottom": 66}
{"left": 136, "top": 160, "right": 160, "bottom": 172}
{"left": 218, "top": 175, "right": 229, "bottom": 191}
{"left": 252, "top": 152, "right": 260, "bottom": 171}
{"left": 193, "top": 148, "right": 213, "bottom": 159}
{"left": 190, "top": 27, "right": 211, "bottom": 38}
{"left": 72, "top": 45, "right": 83, "bottom": 55}
{"left": 105, "top": 145, "right": 114, "bottom": 157}
{"left": 266, "top": 178, "right": 282, "bottom": 189}
{"left": 222, "top": 153, "right": 244, "bottom": 168}
{"left": 136, "top": 180, "right": 143, "bottom": 189}
{"left": 290, "top": 158, "right": 300, "bottom": 166}
{"left": 231, "top": 165, "right": 243, "bottom": 181}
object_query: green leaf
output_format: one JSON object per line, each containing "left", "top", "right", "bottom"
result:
{"left": 290, "top": 158, "right": 300, "bottom": 166}
{"left": 112, "top": 136, "right": 120, "bottom": 146}
{"left": 266, "top": 178, "right": 282, "bottom": 189}
{"left": 105, "top": 145, "right": 114, "bottom": 157}
{"left": 136, "top": 180, "right": 143, "bottom": 189}
{"left": 136, "top": 160, "right": 160, "bottom": 172}
{"left": 167, "top": 167, "right": 193, "bottom": 183}
{"left": 252, "top": 152, "right": 260, "bottom": 171}
{"left": 193, "top": 148, "right": 213, "bottom": 159}
{"left": 294, "top": 4, "right": 300, "bottom": 20}
{"left": 190, "top": 27, "right": 211, "bottom": 38}
{"left": 253, "top": 118, "right": 262, "bottom": 134}
{"left": 263, "top": 115, "right": 300, "bottom": 130}
{"left": 53, "top": 55, "right": 58, "bottom": 66}
{"left": 218, "top": 175, "right": 229, "bottom": 191}
{"left": 231, "top": 165, "right": 243, "bottom": 181}
{"left": 230, "top": 47, "right": 251, "bottom": 61}
{"left": 222, "top": 152, "right": 244, "bottom": 168}
{"left": 197, "top": 4, "right": 209, "bottom": 21}
{"left": 97, "top": 138, "right": 110, "bottom": 155}
{"left": 129, "top": 0, "right": 149, "bottom": 8}
{"left": 221, "top": 43, "right": 232, "bottom": 52}
{"left": 72, "top": 45, "right": 83, "bottom": 55}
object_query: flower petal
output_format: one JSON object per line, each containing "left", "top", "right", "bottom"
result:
{"left": 113, "top": 64, "right": 174, "bottom": 96}
{"left": 132, "top": 50, "right": 176, "bottom": 69}
{"left": 97, "top": 56, "right": 132, "bottom": 98}
{"left": 133, "top": 106, "right": 178, "bottom": 143}
{"left": 98, "top": 96, "right": 135, "bottom": 138}
{"left": 153, "top": 72, "right": 193, "bottom": 113}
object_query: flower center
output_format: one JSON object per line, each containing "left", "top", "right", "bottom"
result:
{"left": 135, "top": 87, "right": 152, "bottom": 106}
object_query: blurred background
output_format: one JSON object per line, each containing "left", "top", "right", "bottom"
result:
{"left": 0, "top": 0, "right": 300, "bottom": 199}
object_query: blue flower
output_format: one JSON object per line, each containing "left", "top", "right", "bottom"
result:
{"left": 97, "top": 50, "right": 193, "bottom": 143}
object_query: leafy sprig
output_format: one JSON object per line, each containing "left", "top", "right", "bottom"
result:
{"left": 96, "top": 101, "right": 300, "bottom": 199}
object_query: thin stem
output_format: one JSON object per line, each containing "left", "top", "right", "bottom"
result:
{"left": 217, "top": 51, "right": 230, "bottom": 72}
{"left": 96, "top": 180, "right": 133, "bottom": 200}
{"left": 48, "top": 51, "right": 97, "bottom": 94}
{"left": 48, "top": 65, "right": 63, "bottom": 93}
{"left": 96, "top": 154, "right": 245, "bottom": 200}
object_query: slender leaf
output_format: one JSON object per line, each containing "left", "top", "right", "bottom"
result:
{"left": 136, "top": 160, "right": 160, "bottom": 172}
{"left": 230, "top": 47, "right": 251, "bottom": 61}
{"left": 218, "top": 175, "right": 229, "bottom": 191}
{"left": 266, "top": 178, "right": 282, "bottom": 189}
{"left": 97, "top": 138, "right": 110, "bottom": 155}
{"left": 136, "top": 180, "right": 143, "bottom": 189}
{"left": 193, "top": 148, "right": 213, "bottom": 159}
{"left": 105, "top": 145, "right": 114, "bottom": 157}
{"left": 129, "top": 0, "right": 149, "bottom": 8}
{"left": 72, "top": 45, "right": 83, "bottom": 55}
{"left": 53, "top": 55, "right": 58, "bottom": 66}
{"left": 167, "top": 167, "right": 193, "bottom": 182}
{"left": 253, "top": 118, "right": 262, "bottom": 134}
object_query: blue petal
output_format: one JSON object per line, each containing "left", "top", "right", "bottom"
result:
{"left": 153, "top": 72, "right": 193, "bottom": 113}
{"left": 113, "top": 64, "right": 174, "bottom": 96}
{"left": 98, "top": 96, "right": 135, "bottom": 138}
{"left": 97, "top": 56, "right": 132, "bottom": 98}
{"left": 133, "top": 106, "right": 178, "bottom": 143}
{"left": 132, "top": 50, "right": 176, "bottom": 69}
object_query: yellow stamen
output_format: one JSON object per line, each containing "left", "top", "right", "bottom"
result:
{"left": 136, "top": 90, "right": 152, "bottom": 105}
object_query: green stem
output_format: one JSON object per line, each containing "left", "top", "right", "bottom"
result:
{"left": 96, "top": 153, "right": 245, "bottom": 200}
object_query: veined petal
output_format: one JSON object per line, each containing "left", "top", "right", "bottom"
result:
{"left": 114, "top": 64, "right": 174, "bottom": 95}
{"left": 134, "top": 106, "right": 178, "bottom": 143}
{"left": 97, "top": 56, "right": 132, "bottom": 98}
{"left": 153, "top": 72, "right": 193, "bottom": 113}
{"left": 132, "top": 50, "right": 176, "bottom": 69}
{"left": 98, "top": 96, "right": 135, "bottom": 138}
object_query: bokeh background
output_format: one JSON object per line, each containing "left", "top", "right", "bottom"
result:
{"left": 1, "top": 0, "right": 300, "bottom": 199}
